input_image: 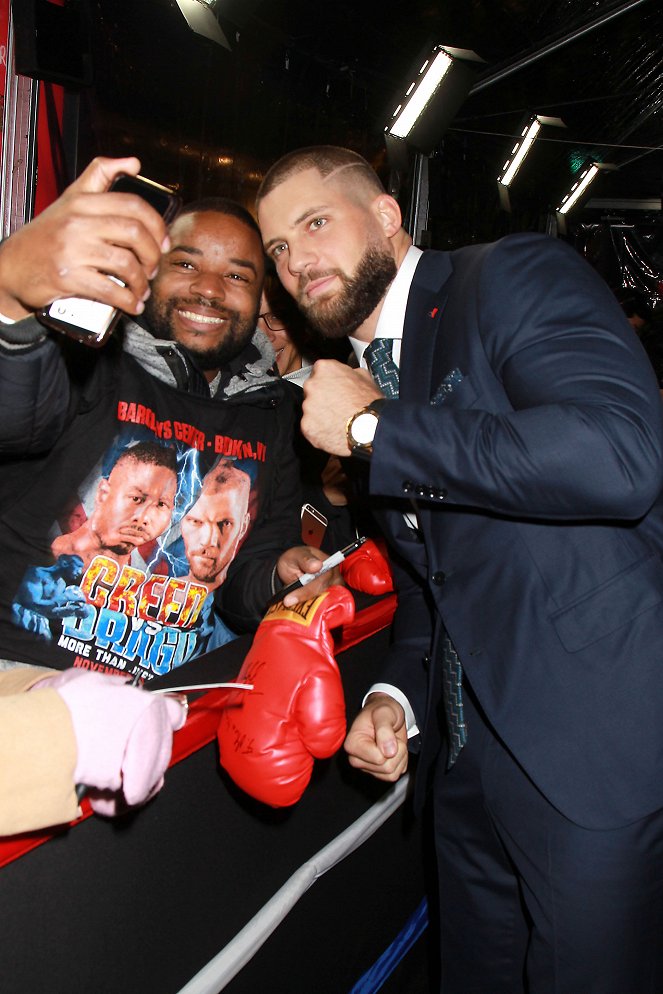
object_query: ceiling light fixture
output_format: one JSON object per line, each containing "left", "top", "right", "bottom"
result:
{"left": 389, "top": 49, "right": 454, "bottom": 140}
{"left": 174, "top": 0, "right": 231, "bottom": 49}
{"left": 385, "top": 45, "right": 483, "bottom": 155}
{"left": 497, "top": 114, "right": 565, "bottom": 211}
{"left": 557, "top": 161, "right": 617, "bottom": 215}
{"left": 498, "top": 117, "right": 541, "bottom": 188}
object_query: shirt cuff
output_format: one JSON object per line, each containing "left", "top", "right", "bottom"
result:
{"left": 0, "top": 313, "right": 47, "bottom": 349}
{"left": 362, "top": 682, "right": 420, "bottom": 738}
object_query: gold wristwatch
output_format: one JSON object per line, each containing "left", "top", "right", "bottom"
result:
{"left": 346, "top": 399, "right": 387, "bottom": 459}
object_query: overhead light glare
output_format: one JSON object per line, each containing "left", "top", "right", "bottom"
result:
{"left": 498, "top": 118, "right": 541, "bottom": 188}
{"left": 557, "top": 164, "right": 600, "bottom": 215}
{"left": 496, "top": 115, "right": 566, "bottom": 212}
{"left": 384, "top": 45, "right": 483, "bottom": 158}
{"left": 389, "top": 49, "right": 453, "bottom": 139}
{"left": 174, "top": 0, "right": 231, "bottom": 49}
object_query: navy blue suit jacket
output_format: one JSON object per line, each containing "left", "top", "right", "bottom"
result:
{"left": 369, "top": 233, "right": 663, "bottom": 830}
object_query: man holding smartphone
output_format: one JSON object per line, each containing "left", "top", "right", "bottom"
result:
{"left": 0, "top": 156, "right": 335, "bottom": 682}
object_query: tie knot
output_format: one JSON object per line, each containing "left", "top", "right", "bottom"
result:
{"left": 364, "top": 338, "right": 400, "bottom": 399}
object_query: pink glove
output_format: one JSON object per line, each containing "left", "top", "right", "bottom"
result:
{"left": 340, "top": 538, "right": 394, "bottom": 595}
{"left": 218, "top": 586, "right": 354, "bottom": 807}
{"left": 35, "top": 669, "right": 186, "bottom": 816}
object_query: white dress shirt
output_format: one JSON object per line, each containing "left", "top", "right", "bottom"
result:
{"left": 349, "top": 245, "right": 422, "bottom": 369}
{"left": 351, "top": 245, "right": 424, "bottom": 738}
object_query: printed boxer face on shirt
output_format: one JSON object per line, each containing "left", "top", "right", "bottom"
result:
{"left": 181, "top": 464, "right": 251, "bottom": 587}
{"left": 93, "top": 454, "right": 177, "bottom": 555}
{"left": 258, "top": 167, "right": 397, "bottom": 339}
{"left": 144, "top": 211, "right": 265, "bottom": 372}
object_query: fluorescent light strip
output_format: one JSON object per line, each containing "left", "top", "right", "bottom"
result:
{"left": 498, "top": 119, "right": 541, "bottom": 187}
{"left": 558, "top": 164, "right": 600, "bottom": 214}
{"left": 389, "top": 50, "right": 453, "bottom": 139}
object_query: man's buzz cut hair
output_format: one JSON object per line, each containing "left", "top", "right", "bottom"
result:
{"left": 177, "top": 197, "right": 261, "bottom": 240}
{"left": 112, "top": 441, "right": 178, "bottom": 477}
{"left": 256, "top": 146, "right": 386, "bottom": 206}
{"left": 202, "top": 458, "right": 251, "bottom": 499}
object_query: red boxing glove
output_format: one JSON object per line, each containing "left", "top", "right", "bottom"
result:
{"left": 218, "top": 585, "right": 354, "bottom": 807}
{"left": 340, "top": 538, "right": 394, "bottom": 595}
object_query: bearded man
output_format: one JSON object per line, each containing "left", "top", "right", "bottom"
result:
{"left": 257, "top": 144, "right": 663, "bottom": 994}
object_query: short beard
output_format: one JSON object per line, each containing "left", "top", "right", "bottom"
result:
{"left": 297, "top": 244, "right": 397, "bottom": 339}
{"left": 104, "top": 542, "right": 135, "bottom": 556}
{"left": 143, "top": 297, "right": 257, "bottom": 371}
{"left": 190, "top": 563, "right": 220, "bottom": 584}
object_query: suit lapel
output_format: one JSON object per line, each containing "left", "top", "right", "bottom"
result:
{"left": 399, "top": 251, "right": 453, "bottom": 403}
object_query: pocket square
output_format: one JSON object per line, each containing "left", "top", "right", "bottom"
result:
{"left": 431, "top": 368, "right": 464, "bottom": 405}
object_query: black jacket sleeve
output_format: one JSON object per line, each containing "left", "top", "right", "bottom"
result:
{"left": 0, "top": 319, "right": 71, "bottom": 454}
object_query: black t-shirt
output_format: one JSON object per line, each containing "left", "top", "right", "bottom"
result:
{"left": 0, "top": 345, "right": 301, "bottom": 680}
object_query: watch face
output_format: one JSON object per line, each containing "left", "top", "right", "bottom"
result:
{"left": 351, "top": 411, "right": 379, "bottom": 445}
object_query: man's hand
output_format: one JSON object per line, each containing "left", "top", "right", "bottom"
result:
{"left": 275, "top": 544, "right": 341, "bottom": 607}
{"left": 0, "top": 156, "right": 170, "bottom": 321}
{"left": 321, "top": 455, "right": 350, "bottom": 506}
{"left": 344, "top": 692, "right": 408, "bottom": 781}
{"left": 302, "top": 360, "right": 384, "bottom": 456}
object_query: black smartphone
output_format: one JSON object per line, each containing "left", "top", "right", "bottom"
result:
{"left": 36, "top": 174, "right": 181, "bottom": 348}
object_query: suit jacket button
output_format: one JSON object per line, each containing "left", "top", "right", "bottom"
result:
{"left": 403, "top": 480, "right": 414, "bottom": 494}
{"left": 416, "top": 485, "right": 427, "bottom": 497}
{"left": 432, "top": 571, "right": 446, "bottom": 585}
{"left": 437, "top": 488, "right": 448, "bottom": 499}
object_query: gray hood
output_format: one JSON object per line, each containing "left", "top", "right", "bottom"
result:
{"left": 122, "top": 320, "right": 277, "bottom": 398}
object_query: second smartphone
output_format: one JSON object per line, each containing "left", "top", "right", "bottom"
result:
{"left": 37, "top": 173, "right": 181, "bottom": 348}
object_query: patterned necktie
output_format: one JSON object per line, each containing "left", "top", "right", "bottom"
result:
{"left": 364, "top": 338, "right": 400, "bottom": 399}
{"left": 441, "top": 634, "right": 467, "bottom": 767}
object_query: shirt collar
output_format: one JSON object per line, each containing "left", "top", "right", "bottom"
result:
{"left": 350, "top": 245, "right": 423, "bottom": 366}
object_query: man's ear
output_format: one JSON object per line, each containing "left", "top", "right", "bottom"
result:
{"left": 96, "top": 478, "right": 110, "bottom": 505}
{"left": 239, "top": 511, "right": 251, "bottom": 540}
{"left": 372, "top": 194, "right": 402, "bottom": 238}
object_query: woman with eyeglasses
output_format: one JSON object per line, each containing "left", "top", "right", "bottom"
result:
{"left": 257, "top": 270, "right": 316, "bottom": 385}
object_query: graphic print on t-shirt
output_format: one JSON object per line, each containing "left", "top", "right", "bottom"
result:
{"left": 10, "top": 414, "right": 262, "bottom": 681}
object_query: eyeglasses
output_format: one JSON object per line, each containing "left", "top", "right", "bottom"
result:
{"left": 258, "top": 312, "right": 286, "bottom": 332}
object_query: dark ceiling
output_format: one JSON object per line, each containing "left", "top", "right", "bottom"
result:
{"left": 58, "top": 0, "right": 663, "bottom": 245}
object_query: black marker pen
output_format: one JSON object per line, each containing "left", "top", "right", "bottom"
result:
{"left": 268, "top": 536, "right": 366, "bottom": 607}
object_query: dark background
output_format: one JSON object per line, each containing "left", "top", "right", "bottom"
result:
{"left": 17, "top": 0, "right": 663, "bottom": 276}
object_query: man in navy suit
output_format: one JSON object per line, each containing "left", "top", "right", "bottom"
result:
{"left": 257, "top": 146, "right": 663, "bottom": 993}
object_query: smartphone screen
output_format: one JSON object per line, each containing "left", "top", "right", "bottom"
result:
{"left": 36, "top": 174, "right": 181, "bottom": 347}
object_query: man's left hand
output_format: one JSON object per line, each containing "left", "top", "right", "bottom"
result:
{"left": 302, "top": 360, "right": 383, "bottom": 456}
{"left": 275, "top": 545, "right": 340, "bottom": 607}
